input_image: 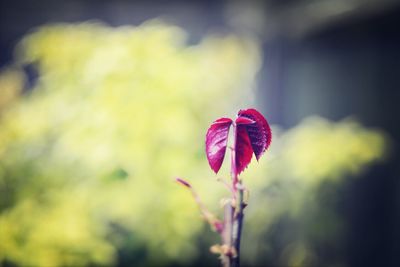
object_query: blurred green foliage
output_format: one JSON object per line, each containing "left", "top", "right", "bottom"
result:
{"left": 0, "top": 20, "right": 260, "bottom": 267}
{"left": 0, "top": 21, "right": 387, "bottom": 267}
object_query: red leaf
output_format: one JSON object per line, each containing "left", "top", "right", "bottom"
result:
{"left": 205, "top": 118, "right": 233, "bottom": 173}
{"left": 235, "top": 124, "right": 253, "bottom": 174}
{"left": 235, "top": 116, "right": 255, "bottom": 125}
{"left": 237, "top": 109, "right": 272, "bottom": 160}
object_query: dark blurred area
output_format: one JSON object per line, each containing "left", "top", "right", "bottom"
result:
{"left": 1, "top": 0, "right": 400, "bottom": 267}
{"left": 261, "top": 5, "right": 400, "bottom": 267}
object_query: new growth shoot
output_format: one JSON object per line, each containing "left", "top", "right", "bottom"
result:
{"left": 177, "top": 108, "right": 272, "bottom": 267}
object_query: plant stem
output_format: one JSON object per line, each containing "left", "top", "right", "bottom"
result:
{"left": 221, "top": 203, "right": 233, "bottom": 267}
{"left": 231, "top": 124, "right": 239, "bottom": 192}
{"left": 225, "top": 122, "right": 244, "bottom": 267}
{"left": 232, "top": 183, "right": 244, "bottom": 267}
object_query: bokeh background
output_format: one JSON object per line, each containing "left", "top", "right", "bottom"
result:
{"left": 0, "top": 1, "right": 399, "bottom": 267}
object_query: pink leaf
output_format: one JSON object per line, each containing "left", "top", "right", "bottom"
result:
{"left": 235, "top": 124, "right": 253, "bottom": 174}
{"left": 235, "top": 116, "right": 255, "bottom": 125}
{"left": 238, "top": 109, "right": 272, "bottom": 160}
{"left": 205, "top": 118, "right": 233, "bottom": 173}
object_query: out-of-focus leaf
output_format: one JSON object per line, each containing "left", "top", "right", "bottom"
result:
{"left": 205, "top": 118, "right": 233, "bottom": 173}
